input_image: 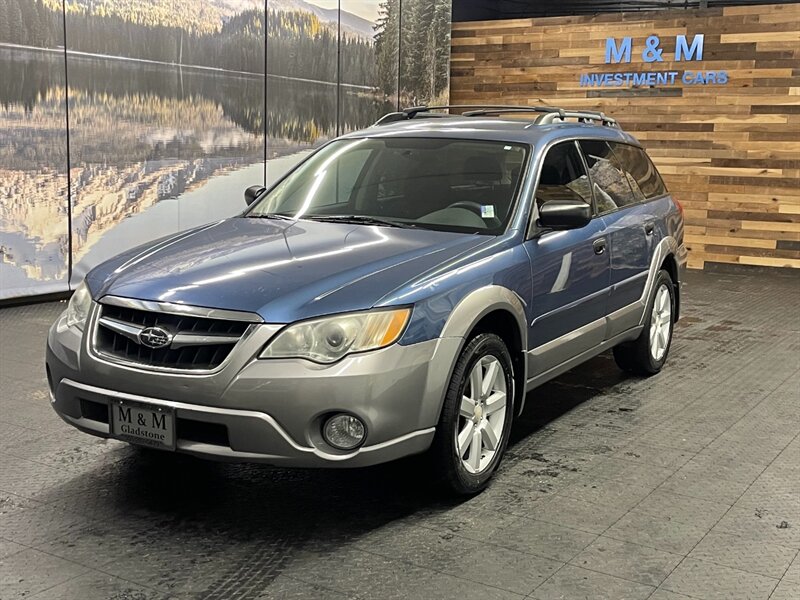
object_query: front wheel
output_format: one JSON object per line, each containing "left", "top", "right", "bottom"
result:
{"left": 613, "top": 269, "right": 675, "bottom": 375}
{"left": 430, "top": 333, "right": 515, "bottom": 495}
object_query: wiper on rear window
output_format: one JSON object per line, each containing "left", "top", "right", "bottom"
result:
{"left": 303, "top": 215, "right": 416, "bottom": 229}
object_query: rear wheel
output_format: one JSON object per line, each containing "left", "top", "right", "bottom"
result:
{"left": 613, "top": 269, "right": 675, "bottom": 375}
{"left": 430, "top": 333, "right": 514, "bottom": 495}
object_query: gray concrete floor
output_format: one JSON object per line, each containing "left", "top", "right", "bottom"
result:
{"left": 0, "top": 268, "right": 799, "bottom": 600}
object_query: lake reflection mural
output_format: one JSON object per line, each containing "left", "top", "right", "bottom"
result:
{"left": 0, "top": 6, "right": 69, "bottom": 299}
{"left": 0, "top": 0, "right": 451, "bottom": 300}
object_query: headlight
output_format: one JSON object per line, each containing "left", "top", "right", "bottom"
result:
{"left": 58, "top": 281, "right": 92, "bottom": 332}
{"left": 260, "top": 308, "right": 411, "bottom": 364}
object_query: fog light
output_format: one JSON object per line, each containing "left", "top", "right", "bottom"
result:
{"left": 322, "top": 414, "right": 366, "bottom": 450}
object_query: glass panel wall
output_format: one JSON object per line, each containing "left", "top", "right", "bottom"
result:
{"left": 340, "top": 0, "right": 398, "bottom": 133}
{"left": 400, "top": 0, "right": 451, "bottom": 105}
{"left": 266, "top": 1, "right": 338, "bottom": 183}
{"left": 65, "top": 0, "right": 267, "bottom": 283}
{"left": 0, "top": 0, "right": 69, "bottom": 298}
{"left": 0, "top": 0, "right": 452, "bottom": 301}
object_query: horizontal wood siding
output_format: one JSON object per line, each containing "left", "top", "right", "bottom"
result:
{"left": 450, "top": 3, "right": 800, "bottom": 269}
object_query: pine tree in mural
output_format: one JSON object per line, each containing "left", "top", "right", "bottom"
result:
{"left": 374, "top": 0, "right": 399, "bottom": 97}
{"left": 0, "top": 0, "right": 61, "bottom": 46}
{"left": 432, "top": 0, "right": 451, "bottom": 102}
{"left": 1, "top": 0, "right": 24, "bottom": 44}
{"left": 374, "top": 0, "right": 450, "bottom": 105}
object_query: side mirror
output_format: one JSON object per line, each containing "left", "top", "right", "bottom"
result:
{"left": 538, "top": 200, "right": 592, "bottom": 230}
{"left": 244, "top": 185, "right": 266, "bottom": 206}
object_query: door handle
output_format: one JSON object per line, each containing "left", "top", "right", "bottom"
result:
{"left": 593, "top": 238, "right": 607, "bottom": 255}
{"left": 644, "top": 221, "right": 655, "bottom": 235}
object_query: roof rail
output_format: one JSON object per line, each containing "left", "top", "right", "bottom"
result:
{"left": 534, "top": 109, "right": 617, "bottom": 127}
{"left": 462, "top": 107, "right": 556, "bottom": 117}
{"left": 374, "top": 105, "right": 547, "bottom": 125}
{"left": 374, "top": 104, "right": 618, "bottom": 128}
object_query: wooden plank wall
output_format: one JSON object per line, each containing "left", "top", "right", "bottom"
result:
{"left": 450, "top": 3, "right": 800, "bottom": 269}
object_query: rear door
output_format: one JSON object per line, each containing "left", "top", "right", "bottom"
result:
{"left": 524, "top": 141, "right": 611, "bottom": 377}
{"left": 579, "top": 140, "right": 656, "bottom": 337}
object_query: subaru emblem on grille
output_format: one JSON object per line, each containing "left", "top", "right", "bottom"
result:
{"left": 138, "top": 326, "right": 173, "bottom": 349}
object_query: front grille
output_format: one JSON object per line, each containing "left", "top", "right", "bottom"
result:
{"left": 94, "top": 303, "right": 250, "bottom": 371}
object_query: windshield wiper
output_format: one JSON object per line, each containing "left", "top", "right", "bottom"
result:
{"left": 247, "top": 213, "right": 295, "bottom": 221}
{"left": 304, "top": 215, "right": 416, "bottom": 229}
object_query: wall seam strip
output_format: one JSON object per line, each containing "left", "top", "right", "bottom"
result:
{"left": 337, "top": 0, "right": 342, "bottom": 136}
{"left": 263, "top": 0, "right": 269, "bottom": 187}
{"left": 398, "top": 0, "right": 402, "bottom": 110}
{"left": 61, "top": 0, "right": 73, "bottom": 289}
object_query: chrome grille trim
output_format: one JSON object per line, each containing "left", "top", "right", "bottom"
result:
{"left": 99, "top": 295, "right": 264, "bottom": 323}
{"left": 170, "top": 332, "right": 244, "bottom": 349}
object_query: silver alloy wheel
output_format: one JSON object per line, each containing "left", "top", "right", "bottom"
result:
{"left": 650, "top": 283, "right": 672, "bottom": 361}
{"left": 456, "top": 355, "right": 507, "bottom": 474}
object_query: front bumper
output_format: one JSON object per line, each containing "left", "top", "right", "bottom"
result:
{"left": 46, "top": 307, "right": 461, "bottom": 468}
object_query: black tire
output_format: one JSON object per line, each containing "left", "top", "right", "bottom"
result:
{"left": 613, "top": 269, "right": 676, "bottom": 376}
{"left": 430, "top": 333, "right": 515, "bottom": 495}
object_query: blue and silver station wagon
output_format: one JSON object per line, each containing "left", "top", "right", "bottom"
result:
{"left": 46, "top": 105, "right": 687, "bottom": 494}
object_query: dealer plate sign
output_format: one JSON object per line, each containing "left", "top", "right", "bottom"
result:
{"left": 110, "top": 399, "right": 175, "bottom": 450}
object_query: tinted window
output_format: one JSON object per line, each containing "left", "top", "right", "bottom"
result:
{"left": 579, "top": 140, "right": 642, "bottom": 212}
{"left": 249, "top": 138, "right": 528, "bottom": 234}
{"left": 611, "top": 143, "right": 667, "bottom": 199}
{"left": 535, "top": 141, "right": 592, "bottom": 212}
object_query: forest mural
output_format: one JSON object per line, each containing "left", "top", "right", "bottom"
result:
{"left": 0, "top": 0, "right": 452, "bottom": 300}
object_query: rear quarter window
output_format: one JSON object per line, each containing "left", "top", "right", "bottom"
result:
{"left": 579, "top": 140, "right": 641, "bottom": 213}
{"left": 611, "top": 143, "right": 668, "bottom": 200}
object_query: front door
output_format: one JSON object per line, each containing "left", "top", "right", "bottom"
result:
{"left": 523, "top": 141, "right": 611, "bottom": 378}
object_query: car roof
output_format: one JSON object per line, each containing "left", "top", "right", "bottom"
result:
{"left": 340, "top": 116, "right": 642, "bottom": 148}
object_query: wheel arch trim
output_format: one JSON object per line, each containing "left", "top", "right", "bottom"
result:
{"left": 437, "top": 285, "right": 529, "bottom": 416}
{"left": 640, "top": 236, "right": 681, "bottom": 327}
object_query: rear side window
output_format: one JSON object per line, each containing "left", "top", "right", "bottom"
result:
{"left": 610, "top": 143, "right": 668, "bottom": 199}
{"left": 535, "top": 141, "right": 593, "bottom": 211}
{"left": 579, "top": 140, "right": 642, "bottom": 213}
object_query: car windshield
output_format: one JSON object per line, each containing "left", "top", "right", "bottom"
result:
{"left": 248, "top": 137, "right": 528, "bottom": 234}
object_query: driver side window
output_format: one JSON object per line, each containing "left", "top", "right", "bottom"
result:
{"left": 535, "top": 142, "right": 593, "bottom": 215}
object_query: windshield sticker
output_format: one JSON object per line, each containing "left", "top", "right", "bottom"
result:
{"left": 481, "top": 205, "right": 496, "bottom": 219}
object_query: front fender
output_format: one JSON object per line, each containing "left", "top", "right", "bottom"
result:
{"left": 425, "top": 285, "right": 529, "bottom": 422}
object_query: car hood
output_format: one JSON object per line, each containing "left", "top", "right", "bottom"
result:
{"left": 87, "top": 217, "right": 491, "bottom": 322}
